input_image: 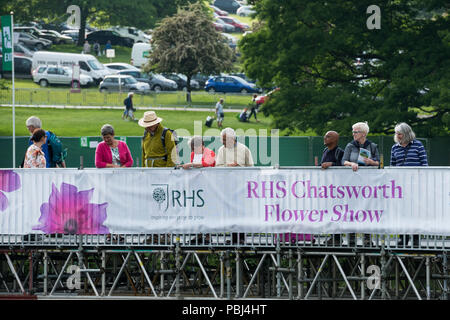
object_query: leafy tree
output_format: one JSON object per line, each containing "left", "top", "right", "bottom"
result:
{"left": 240, "top": 0, "right": 449, "bottom": 136}
{"left": 143, "top": 2, "right": 234, "bottom": 102}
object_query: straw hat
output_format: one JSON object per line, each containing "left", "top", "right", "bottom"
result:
{"left": 138, "top": 111, "right": 163, "bottom": 128}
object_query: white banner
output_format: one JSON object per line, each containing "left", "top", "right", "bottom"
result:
{"left": 0, "top": 168, "right": 448, "bottom": 235}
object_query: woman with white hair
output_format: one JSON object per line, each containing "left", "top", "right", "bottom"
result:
{"left": 390, "top": 122, "right": 428, "bottom": 166}
{"left": 342, "top": 121, "right": 380, "bottom": 171}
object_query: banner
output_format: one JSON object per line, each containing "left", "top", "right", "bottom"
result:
{"left": 1, "top": 15, "right": 13, "bottom": 71}
{"left": 0, "top": 168, "right": 448, "bottom": 235}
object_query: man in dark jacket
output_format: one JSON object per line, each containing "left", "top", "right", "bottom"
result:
{"left": 320, "top": 131, "right": 344, "bottom": 169}
{"left": 122, "top": 92, "right": 135, "bottom": 120}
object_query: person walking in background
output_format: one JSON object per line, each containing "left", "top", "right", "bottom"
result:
{"left": 24, "top": 129, "right": 47, "bottom": 168}
{"left": 215, "top": 98, "right": 225, "bottom": 129}
{"left": 122, "top": 92, "right": 135, "bottom": 120}
{"left": 239, "top": 107, "right": 249, "bottom": 122}
{"left": 248, "top": 94, "right": 259, "bottom": 122}
{"left": 93, "top": 41, "right": 101, "bottom": 56}
{"left": 82, "top": 40, "right": 91, "bottom": 54}
{"left": 95, "top": 124, "right": 133, "bottom": 168}
{"left": 139, "top": 111, "right": 177, "bottom": 167}
{"left": 105, "top": 40, "right": 112, "bottom": 50}
{"left": 390, "top": 122, "right": 428, "bottom": 247}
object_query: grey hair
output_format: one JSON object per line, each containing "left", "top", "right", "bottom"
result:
{"left": 101, "top": 124, "right": 115, "bottom": 136}
{"left": 128, "top": 92, "right": 134, "bottom": 97}
{"left": 394, "top": 122, "right": 415, "bottom": 144}
{"left": 221, "top": 127, "right": 235, "bottom": 138}
{"left": 189, "top": 136, "right": 204, "bottom": 150}
{"left": 26, "top": 116, "right": 42, "bottom": 128}
{"left": 352, "top": 121, "right": 369, "bottom": 135}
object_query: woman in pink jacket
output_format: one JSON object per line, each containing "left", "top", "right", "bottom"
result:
{"left": 95, "top": 124, "right": 133, "bottom": 168}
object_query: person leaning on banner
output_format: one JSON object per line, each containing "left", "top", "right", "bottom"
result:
{"left": 180, "top": 136, "right": 215, "bottom": 169}
{"left": 24, "top": 116, "right": 66, "bottom": 168}
{"left": 215, "top": 127, "right": 254, "bottom": 167}
{"left": 391, "top": 122, "right": 428, "bottom": 247}
{"left": 23, "top": 129, "right": 47, "bottom": 168}
{"left": 342, "top": 121, "right": 379, "bottom": 171}
{"left": 95, "top": 124, "right": 133, "bottom": 168}
{"left": 215, "top": 127, "right": 253, "bottom": 245}
{"left": 342, "top": 121, "right": 379, "bottom": 247}
{"left": 139, "top": 111, "right": 177, "bottom": 167}
{"left": 320, "top": 131, "right": 344, "bottom": 169}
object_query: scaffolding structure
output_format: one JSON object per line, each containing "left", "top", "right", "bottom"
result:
{"left": 0, "top": 233, "right": 449, "bottom": 300}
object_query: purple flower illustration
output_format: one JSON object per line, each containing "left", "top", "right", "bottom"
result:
{"left": 33, "top": 182, "right": 109, "bottom": 234}
{"left": 0, "top": 170, "right": 21, "bottom": 211}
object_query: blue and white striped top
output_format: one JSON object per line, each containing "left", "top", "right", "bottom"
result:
{"left": 390, "top": 139, "right": 428, "bottom": 166}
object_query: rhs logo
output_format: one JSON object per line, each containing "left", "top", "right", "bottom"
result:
{"left": 151, "top": 184, "right": 205, "bottom": 212}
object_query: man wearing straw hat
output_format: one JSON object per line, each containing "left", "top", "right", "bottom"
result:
{"left": 139, "top": 111, "right": 177, "bottom": 167}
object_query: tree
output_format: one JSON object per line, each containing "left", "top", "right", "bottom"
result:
{"left": 239, "top": 0, "right": 449, "bottom": 137}
{"left": 143, "top": 2, "right": 234, "bottom": 102}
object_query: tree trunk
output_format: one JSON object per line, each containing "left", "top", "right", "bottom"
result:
{"left": 186, "top": 74, "right": 192, "bottom": 104}
{"left": 77, "top": 7, "right": 88, "bottom": 47}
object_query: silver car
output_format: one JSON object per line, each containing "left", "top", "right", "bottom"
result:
{"left": 32, "top": 66, "right": 93, "bottom": 87}
{"left": 99, "top": 74, "right": 150, "bottom": 93}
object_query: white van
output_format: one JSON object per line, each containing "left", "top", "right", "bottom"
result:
{"left": 32, "top": 51, "right": 113, "bottom": 83}
{"left": 131, "top": 42, "right": 152, "bottom": 68}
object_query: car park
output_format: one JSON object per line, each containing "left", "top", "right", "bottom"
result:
{"left": 99, "top": 74, "right": 150, "bottom": 93}
{"left": 14, "top": 26, "right": 57, "bottom": 44}
{"left": 210, "top": 5, "right": 228, "bottom": 16}
{"left": 237, "top": 5, "right": 256, "bottom": 17}
{"left": 61, "top": 30, "right": 81, "bottom": 43}
{"left": 32, "top": 65, "right": 93, "bottom": 87}
{"left": 117, "top": 70, "right": 177, "bottom": 91}
{"left": 217, "top": 16, "right": 249, "bottom": 32}
{"left": 204, "top": 75, "right": 261, "bottom": 93}
{"left": 32, "top": 51, "right": 113, "bottom": 84}
{"left": 215, "top": 18, "right": 236, "bottom": 33}
{"left": 0, "top": 42, "right": 34, "bottom": 58}
{"left": 0, "top": 55, "right": 33, "bottom": 79}
{"left": 108, "top": 26, "right": 151, "bottom": 43}
{"left": 104, "top": 63, "right": 140, "bottom": 73}
{"left": 213, "top": 0, "right": 242, "bottom": 14}
{"left": 191, "top": 73, "right": 212, "bottom": 88}
{"left": 40, "top": 30, "right": 73, "bottom": 44}
{"left": 16, "top": 32, "right": 52, "bottom": 50}
{"left": 86, "top": 30, "right": 134, "bottom": 48}
{"left": 162, "top": 73, "right": 200, "bottom": 91}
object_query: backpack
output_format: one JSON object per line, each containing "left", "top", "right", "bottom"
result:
{"left": 143, "top": 127, "right": 179, "bottom": 162}
{"left": 47, "top": 131, "right": 67, "bottom": 167}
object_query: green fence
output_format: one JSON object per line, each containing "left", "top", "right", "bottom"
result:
{"left": 1, "top": 135, "right": 448, "bottom": 168}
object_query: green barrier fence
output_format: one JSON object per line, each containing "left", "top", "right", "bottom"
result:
{"left": 1, "top": 135, "right": 448, "bottom": 168}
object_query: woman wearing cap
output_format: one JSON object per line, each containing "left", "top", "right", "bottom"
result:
{"left": 180, "top": 136, "right": 215, "bottom": 169}
{"left": 24, "top": 129, "right": 47, "bottom": 168}
{"left": 95, "top": 124, "right": 133, "bottom": 168}
{"left": 139, "top": 111, "right": 177, "bottom": 167}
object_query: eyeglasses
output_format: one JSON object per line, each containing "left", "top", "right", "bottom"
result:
{"left": 352, "top": 131, "right": 362, "bottom": 134}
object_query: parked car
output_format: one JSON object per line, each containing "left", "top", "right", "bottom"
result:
{"left": 204, "top": 75, "right": 261, "bottom": 93}
{"left": 162, "top": 73, "right": 200, "bottom": 91}
{"left": 108, "top": 26, "right": 151, "bottom": 43}
{"left": 61, "top": 30, "right": 82, "bottom": 43}
{"left": 237, "top": 5, "right": 256, "bottom": 17}
{"left": 32, "top": 65, "right": 93, "bottom": 87}
{"left": 217, "top": 16, "right": 250, "bottom": 32}
{"left": 16, "top": 32, "right": 52, "bottom": 50}
{"left": 14, "top": 26, "right": 54, "bottom": 42}
{"left": 99, "top": 74, "right": 150, "bottom": 93}
{"left": 0, "top": 42, "right": 34, "bottom": 57}
{"left": 117, "top": 70, "right": 177, "bottom": 91}
{"left": 210, "top": 5, "right": 228, "bottom": 16}
{"left": 213, "top": 0, "right": 241, "bottom": 14}
{"left": 212, "top": 22, "right": 224, "bottom": 32}
{"left": 40, "top": 30, "right": 73, "bottom": 44}
{"left": 0, "top": 55, "right": 33, "bottom": 79}
{"left": 86, "top": 30, "right": 134, "bottom": 48}
{"left": 230, "top": 72, "right": 255, "bottom": 83}
{"left": 221, "top": 33, "right": 237, "bottom": 49}
{"left": 104, "top": 63, "right": 140, "bottom": 72}
{"left": 191, "top": 73, "right": 212, "bottom": 88}
{"left": 215, "top": 18, "right": 236, "bottom": 33}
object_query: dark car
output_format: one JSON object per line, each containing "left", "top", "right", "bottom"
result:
{"left": 162, "top": 73, "right": 200, "bottom": 91}
{"left": 117, "top": 70, "right": 178, "bottom": 91}
{"left": 192, "top": 73, "right": 212, "bottom": 88}
{"left": 86, "top": 30, "right": 134, "bottom": 48}
{"left": 204, "top": 75, "right": 261, "bottom": 93}
{"left": 0, "top": 55, "right": 33, "bottom": 79}
{"left": 213, "top": 0, "right": 241, "bottom": 14}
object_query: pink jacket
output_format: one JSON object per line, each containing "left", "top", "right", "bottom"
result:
{"left": 95, "top": 140, "right": 133, "bottom": 168}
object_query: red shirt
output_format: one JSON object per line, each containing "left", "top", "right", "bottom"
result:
{"left": 190, "top": 147, "right": 216, "bottom": 167}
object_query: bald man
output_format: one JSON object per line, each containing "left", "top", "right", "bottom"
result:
{"left": 320, "top": 131, "right": 344, "bottom": 169}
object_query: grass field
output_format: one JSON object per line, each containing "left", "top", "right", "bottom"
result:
{"left": 0, "top": 106, "right": 279, "bottom": 137}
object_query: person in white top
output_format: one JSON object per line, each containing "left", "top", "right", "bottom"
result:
{"left": 215, "top": 127, "right": 254, "bottom": 167}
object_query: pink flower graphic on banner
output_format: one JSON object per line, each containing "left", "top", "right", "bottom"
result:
{"left": 33, "top": 183, "right": 109, "bottom": 234}
{"left": 0, "top": 170, "right": 21, "bottom": 211}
